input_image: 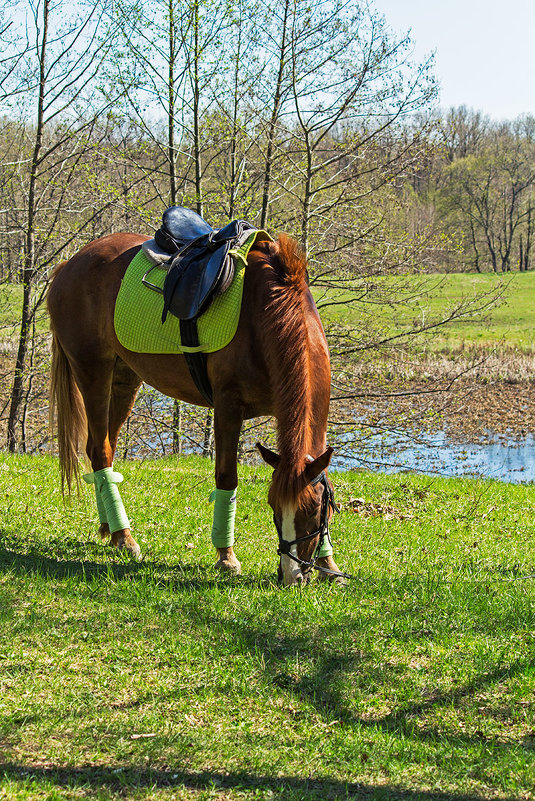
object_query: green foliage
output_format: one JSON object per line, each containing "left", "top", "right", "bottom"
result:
{"left": 435, "top": 111, "right": 535, "bottom": 273}
{"left": 0, "top": 453, "right": 535, "bottom": 798}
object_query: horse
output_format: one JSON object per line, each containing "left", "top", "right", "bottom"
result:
{"left": 47, "top": 230, "right": 345, "bottom": 585}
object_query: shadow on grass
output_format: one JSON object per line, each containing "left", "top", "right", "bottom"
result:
{"left": 198, "top": 605, "right": 535, "bottom": 754}
{"left": 0, "top": 528, "right": 267, "bottom": 589}
{"left": 0, "top": 762, "right": 519, "bottom": 801}
{"left": 1, "top": 527, "right": 534, "bottom": 765}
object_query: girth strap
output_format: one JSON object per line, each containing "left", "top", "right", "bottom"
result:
{"left": 179, "top": 318, "right": 213, "bottom": 406}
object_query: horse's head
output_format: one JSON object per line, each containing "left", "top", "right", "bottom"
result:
{"left": 257, "top": 443, "right": 337, "bottom": 586}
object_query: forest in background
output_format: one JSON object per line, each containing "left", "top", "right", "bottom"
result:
{"left": 0, "top": 0, "right": 533, "bottom": 457}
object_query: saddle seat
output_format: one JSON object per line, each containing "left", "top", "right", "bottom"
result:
{"left": 142, "top": 206, "right": 256, "bottom": 323}
{"left": 154, "top": 206, "right": 213, "bottom": 253}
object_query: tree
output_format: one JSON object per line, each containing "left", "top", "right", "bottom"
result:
{"left": 438, "top": 119, "right": 535, "bottom": 272}
{"left": 2, "top": 0, "right": 133, "bottom": 451}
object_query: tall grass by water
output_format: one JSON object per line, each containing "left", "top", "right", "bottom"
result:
{"left": 1, "top": 453, "right": 534, "bottom": 799}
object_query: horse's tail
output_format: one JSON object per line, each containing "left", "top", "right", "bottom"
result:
{"left": 49, "top": 330, "right": 87, "bottom": 493}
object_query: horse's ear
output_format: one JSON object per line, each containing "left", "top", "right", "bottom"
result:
{"left": 256, "top": 442, "right": 280, "bottom": 468}
{"left": 304, "top": 447, "right": 334, "bottom": 482}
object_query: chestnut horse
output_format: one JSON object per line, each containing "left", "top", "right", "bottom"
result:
{"left": 47, "top": 231, "right": 344, "bottom": 585}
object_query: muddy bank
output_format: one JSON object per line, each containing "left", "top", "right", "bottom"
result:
{"left": 332, "top": 371, "right": 535, "bottom": 446}
{"left": 329, "top": 345, "right": 535, "bottom": 442}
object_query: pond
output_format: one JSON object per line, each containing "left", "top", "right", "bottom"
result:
{"left": 332, "top": 429, "right": 535, "bottom": 484}
{"left": 128, "top": 391, "right": 535, "bottom": 483}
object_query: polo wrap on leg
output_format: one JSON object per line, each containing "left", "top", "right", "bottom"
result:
{"left": 315, "top": 531, "right": 333, "bottom": 559}
{"left": 209, "top": 487, "right": 237, "bottom": 548}
{"left": 83, "top": 467, "right": 130, "bottom": 534}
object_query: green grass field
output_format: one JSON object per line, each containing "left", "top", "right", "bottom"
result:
{"left": 317, "top": 270, "right": 535, "bottom": 353}
{"left": 1, "top": 453, "right": 534, "bottom": 800}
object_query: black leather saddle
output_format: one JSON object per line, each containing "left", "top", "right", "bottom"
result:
{"left": 154, "top": 206, "right": 212, "bottom": 253}
{"left": 143, "top": 206, "right": 255, "bottom": 323}
{"left": 142, "top": 207, "right": 257, "bottom": 407}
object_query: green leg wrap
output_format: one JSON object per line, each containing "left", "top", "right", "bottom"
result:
{"left": 83, "top": 468, "right": 130, "bottom": 534}
{"left": 94, "top": 484, "right": 107, "bottom": 525}
{"left": 315, "top": 532, "right": 333, "bottom": 559}
{"left": 209, "top": 487, "right": 237, "bottom": 548}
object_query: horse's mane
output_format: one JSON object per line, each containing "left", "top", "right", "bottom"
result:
{"left": 261, "top": 234, "right": 317, "bottom": 507}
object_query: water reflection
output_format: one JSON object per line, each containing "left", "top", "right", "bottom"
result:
{"left": 332, "top": 430, "right": 535, "bottom": 484}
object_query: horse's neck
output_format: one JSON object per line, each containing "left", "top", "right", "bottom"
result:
{"left": 256, "top": 256, "right": 330, "bottom": 467}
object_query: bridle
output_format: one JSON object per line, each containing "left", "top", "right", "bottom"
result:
{"left": 273, "top": 471, "right": 352, "bottom": 581}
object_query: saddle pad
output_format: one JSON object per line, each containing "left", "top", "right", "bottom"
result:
{"left": 114, "top": 230, "right": 270, "bottom": 354}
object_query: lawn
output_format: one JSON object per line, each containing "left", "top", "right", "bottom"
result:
{"left": 1, "top": 453, "right": 534, "bottom": 799}
{"left": 316, "top": 270, "right": 535, "bottom": 353}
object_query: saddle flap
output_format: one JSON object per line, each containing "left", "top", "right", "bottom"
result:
{"left": 162, "top": 239, "right": 233, "bottom": 321}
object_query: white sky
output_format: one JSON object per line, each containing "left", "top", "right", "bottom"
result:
{"left": 377, "top": 0, "right": 535, "bottom": 120}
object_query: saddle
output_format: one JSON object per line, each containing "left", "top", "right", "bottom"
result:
{"left": 141, "top": 206, "right": 257, "bottom": 405}
{"left": 142, "top": 206, "right": 256, "bottom": 323}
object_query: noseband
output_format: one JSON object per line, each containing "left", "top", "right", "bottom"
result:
{"left": 273, "top": 471, "right": 350, "bottom": 580}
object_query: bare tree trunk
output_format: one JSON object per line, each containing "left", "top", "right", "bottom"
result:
{"left": 168, "top": 0, "right": 178, "bottom": 206}
{"left": 172, "top": 399, "right": 182, "bottom": 455}
{"left": 7, "top": 0, "right": 48, "bottom": 451}
{"left": 228, "top": 15, "right": 243, "bottom": 219}
{"left": 192, "top": 0, "right": 203, "bottom": 218}
{"left": 260, "top": 0, "right": 289, "bottom": 228}
{"left": 167, "top": 0, "right": 183, "bottom": 454}
{"left": 7, "top": 283, "right": 32, "bottom": 451}
{"left": 202, "top": 407, "right": 213, "bottom": 458}
{"left": 525, "top": 202, "right": 533, "bottom": 270}
{"left": 301, "top": 136, "right": 313, "bottom": 254}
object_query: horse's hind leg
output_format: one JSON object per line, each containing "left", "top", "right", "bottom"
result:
{"left": 96, "top": 358, "right": 142, "bottom": 556}
{"left": 107, "top": 358, "right": 142, "bottom": 459}
{"left": 73, "top": 356, "right": 142, "bottom": 558}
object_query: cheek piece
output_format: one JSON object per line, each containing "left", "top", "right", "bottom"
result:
{"left": 273, "top": 471, "right": 338, "bottom": 571}
{"left": 83, "top": 467, "right": 130, "bottom": 534}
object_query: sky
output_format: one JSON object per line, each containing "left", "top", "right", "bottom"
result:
{"left": 377, "top": 0, "right": 535, "bottom": 121}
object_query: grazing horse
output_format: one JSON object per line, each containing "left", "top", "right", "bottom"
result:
{"left": 47, "top": 231, "right": 345, "bottom": 585}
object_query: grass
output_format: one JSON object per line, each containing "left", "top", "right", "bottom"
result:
{"left": 1, "top": 453, "right": 535, "bottom": 799}
{"left": 316, "top": 271, "right": 535, "bottom": 354}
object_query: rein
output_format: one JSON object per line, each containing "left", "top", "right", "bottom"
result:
{"left": 274, "top": 471, "right": 353, "bottom": 581}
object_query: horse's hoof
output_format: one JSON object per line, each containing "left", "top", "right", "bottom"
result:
{"left": 112, "top": 530, "right": 142, "bottom": 561}
{"left": 285, "top": 572, "right": 310, "bottom": 587}
{"left": 214, "top": 556, "right": 241, "bottom": 575}
{"left": 125, "top": 540, "right": 142, "bottom": 561}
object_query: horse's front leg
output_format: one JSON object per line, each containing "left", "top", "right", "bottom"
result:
{"left": 211, "top": 404, "right": 243, "bottom": 575}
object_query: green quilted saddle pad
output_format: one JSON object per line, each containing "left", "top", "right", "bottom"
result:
{"left": 114, "top": 230, "right": 270, "bottom": 354}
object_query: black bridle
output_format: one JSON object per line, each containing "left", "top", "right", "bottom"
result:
{"left": 273, "top": 471, "right": 351, "bottom": 581}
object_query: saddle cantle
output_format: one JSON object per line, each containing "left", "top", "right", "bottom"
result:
{"left": 143, "top": 206, "right": 256, "bottom": 323}
{"left": 155, "top": 206, "right": 213, "bottom": 253}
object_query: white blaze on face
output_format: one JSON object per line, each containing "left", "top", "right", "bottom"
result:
{"left": 280, "top": 503, "right": 304, "bottom": 585}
